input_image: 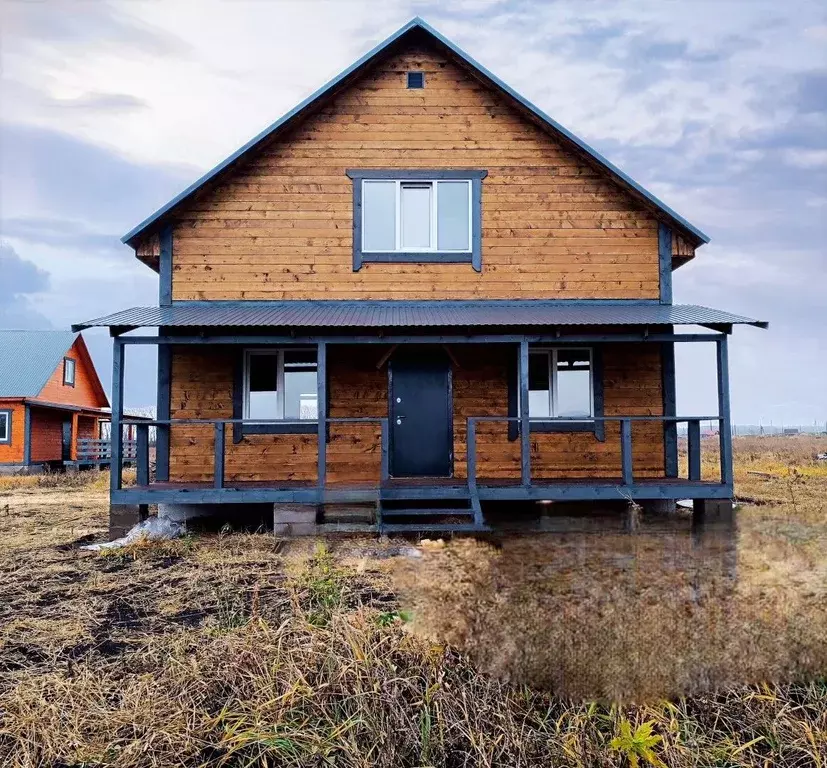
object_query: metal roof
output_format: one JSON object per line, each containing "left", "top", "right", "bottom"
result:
{"left": 72, "top": 302, "right": 767, "bottom": 332}
{"left": 0, "top": 330, "right": 77, "bottom": 397}
{"left": 122, "top": 17, "right": 709, "bottom": 248}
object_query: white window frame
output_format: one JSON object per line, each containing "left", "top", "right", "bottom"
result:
{"left": 361, "top": 179, "right": 473, "bottom": 253}
{"left": 243, "top": 348, "right": 318, "bottom": 422}
{"left": 0, "top": 410, "right": 10, "bottom": 444}
{"left": 63, "top": 357, "right": 76, "bottom": 386}
{"left": 528, "top": 347, "right": 595, "bottom": 420}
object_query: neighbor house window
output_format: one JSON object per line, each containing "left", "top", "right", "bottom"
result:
{"left": 346, "top": 170, "right": 487, "bottom": 271}
{"left": 63, "top": 357, "right": 76, "bottom": 387}
{"left": 529, "top": 348, "right": 594, "bottom": 420}
{"left": 244, "top": 349, "right": 318, "bottom": 422}
{"left": 0, "top": 410, "right": 10, "bottom": 444}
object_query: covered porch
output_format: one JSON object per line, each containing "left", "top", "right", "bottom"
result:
{"left": 73, "top": 301, "right": 765, "bottom": 534}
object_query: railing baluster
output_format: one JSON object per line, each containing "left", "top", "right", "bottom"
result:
{"left": 467, "top": 419, "right": 477, "bottom": 494}
{"left": 136, "top": 424, "right": 149, "bottom": 486}
{"left": 380, "top": 418, "right": 389, "bottom": 485}
{"left": 688, "top": 419, "right": 701, "bottom": 481}
{"left": 620, "top": 418, "right": 633, "bottom": 486}
{"left": 214, "top": 421, "right": 225, "bottom": 489}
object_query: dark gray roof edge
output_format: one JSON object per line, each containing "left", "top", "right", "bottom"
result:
{"left": 72, "top": 301, "right": 767, "bottom": 331}
{"left": 121, "top": 17, "right": 710, "bottom": 248}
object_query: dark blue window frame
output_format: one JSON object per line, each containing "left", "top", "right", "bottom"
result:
{"left": 346, "top": 169, "right": 487, "bottom": 272}
{"left": 0, "top": 409, "right": 11, "bottom": 445}
{"left": 406, "top": 71, "right": 425, "bottom": 89}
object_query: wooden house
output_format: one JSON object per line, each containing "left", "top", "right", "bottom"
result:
{"left": 0, "top": 330, "right": 110, "bottom": 472}
{"left": 73, "top": 19, "right": 766, "bottom": 537}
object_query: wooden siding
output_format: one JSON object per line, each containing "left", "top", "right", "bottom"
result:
{"left": 29, "top": 408, "right": 66, "bottom": 463}
{"left": 35, "top": 338, "right": 107, "bottom": 409}
{"left": 165, "top": 43, "right": 661, "bottom": 301}
{"left": 0, "top": 400, "right": 25, "bottom": 464}
{"left": 167, "top": 344, "right": 663, "bottom": 484}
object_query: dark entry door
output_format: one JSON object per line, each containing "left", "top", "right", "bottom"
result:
{"left": 389, "top": 347, "right": 452, "bottom": 477}
{"left": 61, "top": 419, "right": 72, "bottom": 461}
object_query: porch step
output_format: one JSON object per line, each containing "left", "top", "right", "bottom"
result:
{"left": 380, "top": 523, "right": 490, "bottom": 533}
{"left": 381, "top": 507, "right": 475, "bottom": 517}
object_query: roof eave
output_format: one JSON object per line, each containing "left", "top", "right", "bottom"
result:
{"left": 121, "top": 17, "right": 709, "bottom": 249}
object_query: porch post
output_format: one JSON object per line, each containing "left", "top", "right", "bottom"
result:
{"left": 23, "top": 405, "right": 31, "bottom": 466}
{"left": 317, "top": 341, "right": 327, "bottom": 490}
{"left": 519, "top": 338, "right": 530, "bottom": 486}
{"left": 155, "top": 343, "right": 171, "bottom": 482}
{"left": 716, "top": 336, "right": 734, "bottom": 489}
{"left": 110, "top": 338, "right": 125, "bottom": 492}
{"left": 661, "top": 339, "right": 678, "bottom": 477}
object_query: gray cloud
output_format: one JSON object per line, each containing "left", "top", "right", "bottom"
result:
{"left": 2, "top": 217, "right": 121, "bottom": 254}
{"left": 0, "top": 242, "right": 52, "bottom": 328}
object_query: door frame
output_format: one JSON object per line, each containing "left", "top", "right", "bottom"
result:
{"left": 387, "top": 346, "right": 454, "bottom": 479}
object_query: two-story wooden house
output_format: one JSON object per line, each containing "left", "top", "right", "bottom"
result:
{"left": 73, "top": 18, "right": 766, "bottom": 538}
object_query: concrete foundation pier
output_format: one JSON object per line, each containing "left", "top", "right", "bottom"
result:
{"left": 109, "top": 504, "right": 149, "bottom": 540}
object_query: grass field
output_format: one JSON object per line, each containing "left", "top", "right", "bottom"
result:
{"left": 0, "top": 437, "right": 825, "bottom": 767}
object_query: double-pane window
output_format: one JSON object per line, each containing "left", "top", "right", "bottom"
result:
{"left": 528, "top": 348, "right": 594, "bottom": 420}
{"left": 362, "top": 179, "right": 471, "bottom": 253}
{"left": 245, "top": 349, "right": 318, "bottom": 421}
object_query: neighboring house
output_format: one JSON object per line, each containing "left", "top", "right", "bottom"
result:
{"left": 0, "top": 330, "right": 110, "bottom": 472}
{"left": 73, "top": 18, "right": 766, "bottom": 538}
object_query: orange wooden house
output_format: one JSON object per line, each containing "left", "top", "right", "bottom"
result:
{"left": 0, "top": 330, "right": 110, "bottom": 472}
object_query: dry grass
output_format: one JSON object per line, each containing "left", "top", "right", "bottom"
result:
{"left": 0, "top": 438, "right": 825, "bottom": 767}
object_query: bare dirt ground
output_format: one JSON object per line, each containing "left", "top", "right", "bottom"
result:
{"left": 0, "top": 437, "right": 825, "bottom": 767}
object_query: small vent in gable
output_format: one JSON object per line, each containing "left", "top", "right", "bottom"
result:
{"left": 406, "top": 71, "right": 425, "bottom": 89}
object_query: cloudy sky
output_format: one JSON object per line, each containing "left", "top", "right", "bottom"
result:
{"left": 1, "top": 0, "right": 825, "bottom": 425}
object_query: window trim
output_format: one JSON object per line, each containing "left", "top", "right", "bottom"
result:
{"left": 346, "top": 169, "right": 487, "bottom": 272}
{"left": 406, "top": 70, "right": 425, "bottom": 89}
{"left": 528, "top": 347, "right": 594, "bottom": 424}
{"left": 0, "top": 409, "right": 11, "bottom": 444}
{"left": 63, "top": 357, "right": 76, "bottom": 387}
{"left": 508, "top": 345, "right": 605, "bottom": 440}
{"left": 239, "top": 348, "right": 318, "bottom": 437}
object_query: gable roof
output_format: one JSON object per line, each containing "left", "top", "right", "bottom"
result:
{"left": 122, "top": 17, "right": 709, "bottom": 251}
{"left": 0, "top": 330, "right": 78, "bottom": 398}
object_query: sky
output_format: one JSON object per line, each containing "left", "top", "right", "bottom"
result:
{"left": 1, "top": 0, "right": 825, "bottom": 425}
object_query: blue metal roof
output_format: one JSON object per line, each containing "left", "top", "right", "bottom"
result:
{"left": 72, "top": 301, "right": 766, "bottom": 331}
{"left": 122, "top": 17, "right": 709, "bottom": 247}
{"left": 0, "top": 330, "right": 77, "bottom": 397}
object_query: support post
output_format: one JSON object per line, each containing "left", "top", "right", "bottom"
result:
{"left": 155, "top": 343, "right": 171, "bottom": 482}
{"left": 620, "top": 418, "right": 633, "bottom": 485}
{"left": 110, "top": 339, "right": 124, "bottom": 492}
{"left": 688, "top": 419, "right": 701, "bottom": 481}
{"left": 214, "top": 421, "right": 225, "bottom": 489}
{"left": 136, "top": 423, "right": 149, "bottom": 486}
{"left": 658, "top": 223, "right": 673, "bottom": 304}
{"left": 661, "top": 339, "right": 678, "bottom": 477}
{"left": 159, "top": 225, "right": 173, "bottom": 306}
{"left": 716, "top": 336, "right": 734, "bottom": 488}
{"left": 380, "top": 418, "right": 389, "bottom": 485}
{"left": 316, "top": 341, "right": 327, "bottom": 490}
{"left": 519, "top": 338, "right": 530, "bottom": 486}
{"left": 23, "top": 404, "right": 31, "bottom": 466}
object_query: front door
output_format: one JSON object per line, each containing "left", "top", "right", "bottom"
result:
{"left": 61, "top": 418, "right": 72, "bottom": 462}
{"left": 389, "top": 346, "right": 452, "bottom": 477}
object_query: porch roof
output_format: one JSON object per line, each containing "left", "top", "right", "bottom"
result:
{"left": 72, "top": 301, "right": 767, "bottom": 332}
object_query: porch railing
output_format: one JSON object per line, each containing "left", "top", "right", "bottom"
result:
{"left": 76, "top": 438, "right": 137, "bottom": 463}
{"left": 466, "top": 415, "right": 730, "bottom": 490}
{"left": 118, "top": 414, "right": 730, "bottom": 493}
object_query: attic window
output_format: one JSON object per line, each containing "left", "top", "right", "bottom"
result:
{"left": 406, "top": 71, "right": 425, "bottom": 89}
{"left": 63, "top": 357, "right": 76, "bottom": 387}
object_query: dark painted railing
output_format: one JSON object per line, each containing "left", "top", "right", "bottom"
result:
{"left": 123, "top": 417, "right": 389, "bottom": 491}
{"left": 76, "top": 438, "right": 137, "bottom": 463}
{"left": 120, "top": 414, "right": 727, "bottom": 495}
{"left": 466, "top": 415, "right": 727, "bottom": 488}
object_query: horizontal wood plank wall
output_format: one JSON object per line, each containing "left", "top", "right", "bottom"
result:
{"left": 29, "top": 409, "right": 65, "bottom": 463}
{"left": 168, "top": 343, "right": 663, "bottom": 483}
{"left": 452, "top": 344, "right": 664, "bottom": 480}
{"left": 165, "top": 43, "right": 660, "bottom": 301}
{"left": 36, "top": 339, "right": 105, "bottom": 409}
{"left": 0, "top": 400, "right": 25, "bottom": 464}
{"left": 168, "top": 345, "right": 388, "bottom": 484}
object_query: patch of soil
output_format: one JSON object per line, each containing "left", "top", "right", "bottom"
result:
{"left": 166, "top": 608, "right": 211, "bottom": 627}
{"left": 55, "top": 534, "right": 98, "bottom": 551}
{"left": 0, "top": 644, "right": 49, "bottom": 672}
